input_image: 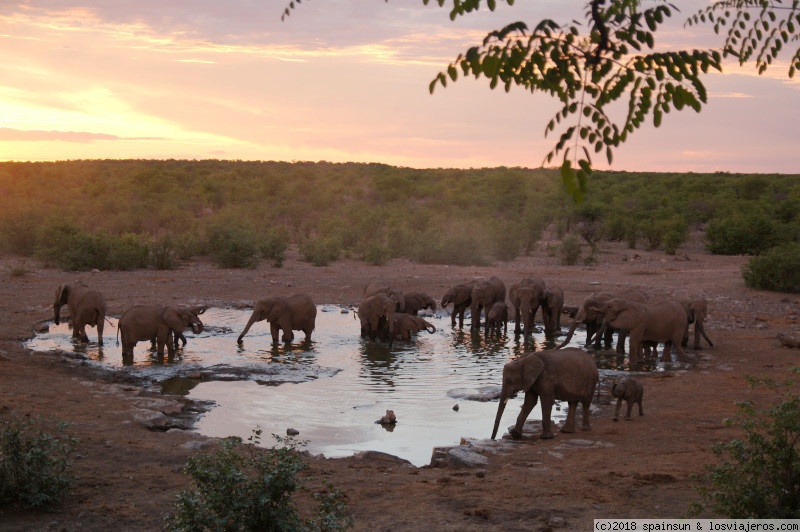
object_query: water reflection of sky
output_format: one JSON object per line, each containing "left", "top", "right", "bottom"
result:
{"left": 27, "top": 306, "right": 670, "bottom": 466}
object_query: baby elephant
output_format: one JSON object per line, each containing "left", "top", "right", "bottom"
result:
{"left": 611, "top": 378, "right": 644, "bottom": 421}
{"left": 486, "top": 301, "right": 508, "bottom": 335}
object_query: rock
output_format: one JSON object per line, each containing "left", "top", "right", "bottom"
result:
{"left": 286, "top": 428, "right": 300, "bottom": 436}
{"left": 453, "top": 404, "right": 459, "bottom": 412}
{"left": 447, "top": 446, "right": 488, "bottom": 467}
{"left": 376, "top": 409, "right": 397, "bottom": 425}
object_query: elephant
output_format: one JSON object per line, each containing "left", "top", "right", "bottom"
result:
{"left": 470, "top": 276, "right": 507, "bottom": 332}
{"left": 150, "top": 306, "right": 207, "bottom": 351}
{"left": 611, "top": 377, "right": 644, "bottom": 421}
{"left": 558, "top": 289, "right": 647, "bottom": 353}
{"left": 440, "top": 280, "right": 477, "bottom": 328}
{"left": 53, "top": 283, "right": 107, "bottom": 345}
{"left": 681, "top": 298, "right": 714, "bottom": 350}
{"left": 491, "top": 347, "right": 598, "bottom": 440}
{"left": 540, "top": 285, "right": 564, "bottom": 336}
{"left": 358, "top": 293, "right": 397, "bottom": 347}
{"left": 118, "top": 305, "right": 204, "bottom": 358}
{"left": 485, "top": 301, "right": 508, "bottom": 335}
{"left": 508, "top": 277, "right": 546, "bottom": 338}
{"left": 592, "top": 298, "right": 689, "bottom": 363}
{"left": 403, "top": 291, "right": 437, "bottom": 316}
{"left": 363, "top": 283, "right": 405, "bottom": 312}
{"left": 237, "top": 294, "right": 316, "bottom": 344}
{"left": 392, "top": 312, "right": 436, "bottom": 340}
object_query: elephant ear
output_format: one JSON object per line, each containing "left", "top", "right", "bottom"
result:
{"left": 520, "top": 354, "right": 545, "bottom": 393}
{"left": 55, "top": 284, "right": 69, "bottom": 306}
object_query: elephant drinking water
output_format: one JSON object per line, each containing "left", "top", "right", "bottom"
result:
{"left": 237, "top": 294, "right": 317, "bottom": 344}
{"left": 117, "top": 305, "right": 204, "bottom": 360}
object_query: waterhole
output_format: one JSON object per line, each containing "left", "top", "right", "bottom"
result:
{"left": 27, "top": 307, "right": 671, "bottom": 466}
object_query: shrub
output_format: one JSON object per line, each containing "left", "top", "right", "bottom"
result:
{"left": 105, "top": 233, "right": 151, "bottom": 270}
{"left": 151, "top": 235, "right": 179, "bottom": 270}
{"left": 742, "top": 243, "right": 800, "bottom": 293}
{"left": 260, "top": 229, "right": 289, "bottom": 268}
{"left": 164, "top": 432, "right": 351, "bottom": 531}
{"left": 361, "top": 242, "right": 390, "bottom": 266}
{"left": 207, "top": 224, "right": 260, "bottom": 269}
{"left": 559, "top": 235, "right": 582, "bottom": 266}
{"left": 706, "top": 211, "right": 786, "bottom": 255}
{"left": 35, "top": 223, "right": 109, "bottom": 271}
{"left": 692, "top": 373, "right": 800, "bottom": 518}
{"left": 410, "top": 233, "right": 491, "bottom": 266}
{"left": 299, "top": 236, "right": 342, "bottom": 267}
{"left": 0, "top": 414, "right": 76, "bottom": 511}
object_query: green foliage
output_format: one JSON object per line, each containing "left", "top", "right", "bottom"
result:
{"left": 164, "top": 431, "right": 351, "bottom": 532}
{"left": 299, "top": 236, "right": 342, "bottom": 267}
{"left": 105, "top": 232, "right": 151, "bottom": 271}
{"left": 692, "top": 372, "right": 800, "bottom": 518}
{"left": 743, "top": 243, "right": 800, "bottom": 293}
{"left": 260, "top": 229, "right": 289, "bottom": 268}
{"left": 207, "top": 223, "right": 260, "bottom": 269}
{"left": 706, "top": 210, "right": 786, "bottom": 255}
{"left": 151, "top": 235, "right": 180, "bottom": 270}
{"left": 0, "top": 414, "right": 76, "bottom": 511}
{"left": 559, "top": 235, "right": 582, "bottom": 266}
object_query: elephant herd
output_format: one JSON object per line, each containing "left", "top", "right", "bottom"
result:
{"left": 52, "top": 277, "right": 712, "bottom": 441}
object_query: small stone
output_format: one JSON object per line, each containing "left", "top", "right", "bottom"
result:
{"left": 287, "top": 428, "right": 300, "bottom": 436}
{"left": 376, "top": 409, "right": 397, "bottom": 425}
{"left": 453, "top": 404, "right": 459, "bottom": 412}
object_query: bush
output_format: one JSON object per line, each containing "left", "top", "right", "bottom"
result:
{"left": 410, "top": 233, "right": 491, "bottom": 266}
{"left": 299, "top": 236, "right": 342, "bottom": 267}
{"left": 164, "top": 432, "right": 351, "bottom": 531}
{"left": 151, "top": 235, "right": 179, "bottom": 270}
{"left": 559, "top": 235, "right": 582, "bottom": 266}
{"left": 35, "top": 223, "right": 109, "bottom": 271}
{"left": 105, "top": 233, "right": 151, "bottom": 270}
{"left": 260, "top": 229, "right": 289, "bottom": 268}
{"left": 0, "top": 414, "right": 76, "bottom": 511}
{"left": 361, "top": 242, "right": 390, "bottom": 266}
{"left": 706, "top": 212, "right": 786, "bottom": 255}
{"left": 207, "top": 224, "right": 260, "bottom": 269}
{"left": 742, "top": 243, "right": 800, "bottom": 293}
{"left": 692, "top": 373, "right": 800, "bottom": 518}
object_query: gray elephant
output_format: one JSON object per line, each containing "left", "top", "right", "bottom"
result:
{"left": 393, "top": 312, "right": 436, "bottom": 340}
{"left": 491, "top": 347, "right": 598, "bottom": 440}
{"left": 150, "top": 306, "right": 206, "bottom": 351}
{"left": 470, "top": 276, "right": 507, "bottom": 332}
{"left": 508, "top": 277, "right": 545, "bottom": 338}
{"left": 593, "top": 298, "right": 688, "bottom": 363}
{"left": 681, "top": 298, "right": 714, "bottom": 350}
{"left": 358, "top": 293, "right": 397, "bottom": 347}
{"left": 612, "top": 377, "right": 644, "bottom": 421}
{"left": 440, "top": 280, "right": 477, "bottom": 328}
{"left": 403, "top": 291, "right": 436, "bottom": 316}
{"left": 118, "top": 305, "right": 204, "bottom": 358}
{"left": 363, "top": 283, "right": 405, "bottom": 312}
{"left": 559, "top": 289, "right": 647, "bottom": 352}
{"left": 53, "top": 283, "right": 107, "bottom": 345}
{"left": 237, "top": 294, "right": 316, "bottom": 344}
{"left": 540, "top": 285, "right": 564, "bottom": 336}
{"left": 486, "top": 301, "right": 508, "bottom": 335}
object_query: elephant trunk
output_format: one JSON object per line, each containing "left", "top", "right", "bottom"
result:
{"left": 491, "top": 397, "right": 508, "bottom": 440}
{"left": 191, "top": 320, "right": 204, "bottom": 334}
{"left": 557, "top": 319, "right": 579, "bottom": 349}
{"left": 426, "top": 324, "right": 436, "bottom": 334}
{"left": 237, "top": 315, "right": 257, "bottom": 344}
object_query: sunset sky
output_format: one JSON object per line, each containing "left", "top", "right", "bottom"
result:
{"left": 0, "top": 1, "right": 797, "bottom": 173}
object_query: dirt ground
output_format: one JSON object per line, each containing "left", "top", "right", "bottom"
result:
{"left": 1, "top": 239, "right": 798, "bottom": 531}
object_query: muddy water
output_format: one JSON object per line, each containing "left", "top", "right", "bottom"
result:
{"left": 27, "top": 307, "right": 669, "bottom": 466}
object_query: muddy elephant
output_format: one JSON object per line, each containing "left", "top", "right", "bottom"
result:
{"left": 681, "top": 298, "right": 713, "bottom": 350}
{"left": 486, "top": 301, "right": 508, "bottom": 335}
{"left": 612, "top": 377, "right": 644, "bottom": 421}
{"left": 491, "top": 347, "right": 598, "bottom": 440}
{"left": 540, "top": 285, "right": 564, "bottom": 336}
{"left": 118, "top": 305, "right": 204, "bottom": 358}
{"left": 363, "top": 283, "right": 405, "bottom": 312}
{"left": 403, "top": 291, "right": 436, "bottom": 316}
{"left": 593, "top": 298, "right": 688, "bottom": 363}
{"left": 393, "top": 312, "right": 436, "bottom": 340}
{"left": 470, "top": 277, "right": 507, "bottom": 332}
{"left": 358, "top": 293, "right": 397, "bottom": 347}
{"left": 53, "top": 283, "right": 107, "bottom": 345}
{"left": 508, "top": 277, "right": 545, "bottom": 338}
{"left": 558, "top": 289, "right": 647, "bottom": 353}
{"left": 440, "top": 280, "right": 477, "bottom": 328}
{"left": 237, "top": 294, "right": 316, "bottom": 344}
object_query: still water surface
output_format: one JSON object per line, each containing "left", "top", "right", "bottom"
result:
{"left": 27, "top": 306, "right": 664, "bottom": 466}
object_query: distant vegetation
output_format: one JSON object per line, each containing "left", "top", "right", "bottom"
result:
{"left": 0, "top": 160, "right": 798, "bottom": 291}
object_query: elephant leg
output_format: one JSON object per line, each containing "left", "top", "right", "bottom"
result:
{"left": 580, "top": 398, "right": 592, "bottom": 431}
{"left": 625, "top": 400, "right": 634, "bottom": 420}
{"left": 270, "top": 322, "right": 281, "bottom": 343}
{"left": 561, "top": 401, "right": 578, "bottom": 433}
{"left": 673, "top": 340, "right": 689, "bottom": 362}
{"left": 97, "top": 320, "right": 104, "bottom": 346}
{"left": 615, "top": 330, "right": 627, "bottom": 354}
{"left": 282, "top": 329, "right": 294, "bottom": 343}
{"left": 166, "top": 331, "right": 176, "bottom": 357}
{"left": 613, "top": 398, "right": 622, "bottom": 422}
{"left": 637, "top": 399, "right": 644, "bottom": 416}
{"left": 539, "top": 395, "right": 555, "bottom": 439}
{"left": 512, "top": 392, "right": 539, "bottom": 439}
{"left": 513, "top": 307, "right": 522, "bottom": 335}
{"left": 661, "top": 340, "right": 673, "bottom": 362}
